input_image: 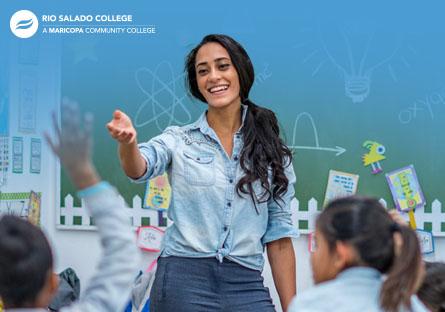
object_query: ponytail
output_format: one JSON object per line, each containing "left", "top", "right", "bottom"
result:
{"left": 237, "top": 99, "right": 293, "bottom": 210}
{"left": 318, "top": 197, "right": 423, "bottom": 312}
{"left": 380, "top": 225, "right": 422, "bottom": 312}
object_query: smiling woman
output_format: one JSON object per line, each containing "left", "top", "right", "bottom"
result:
{"left": 106, "top": 34, "right": 299, "bottom": 312}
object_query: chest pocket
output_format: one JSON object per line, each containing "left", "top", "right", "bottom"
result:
{"left": 183, "top": 151, "right": 216, "bottom": 186}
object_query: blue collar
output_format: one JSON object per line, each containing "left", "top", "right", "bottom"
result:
{"left": 188, "top": 104, "right": 248, "bottom": 136}
{"left": 337, "top": 267, "right": 382, "bottom": 281}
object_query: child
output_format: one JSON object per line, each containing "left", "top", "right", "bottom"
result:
{"left": 0, "top": 99, "right": 140, "bottom": 311}
{"left": 289, "top": 196, "right": 428, "bottom": 312}
{"left": 417, "top": 261, "right": 445, "bottom": 312}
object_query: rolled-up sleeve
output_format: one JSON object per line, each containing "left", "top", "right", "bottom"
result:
{"left": 129, "top": 126, "right": 178, "bottom": 183}
{"left": 261, "top": 162, "right": 299, "bottom": 245}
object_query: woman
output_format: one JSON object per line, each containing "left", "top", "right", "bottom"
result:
{"left": 107, "top": 34, "right": 298, "bottom": 311}
{"left": 288, "top": 196, "right": 427, "bottom": 312}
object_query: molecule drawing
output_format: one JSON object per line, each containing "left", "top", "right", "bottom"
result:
{"left": 134, "top": 61, "right": 192, "bottom": 132}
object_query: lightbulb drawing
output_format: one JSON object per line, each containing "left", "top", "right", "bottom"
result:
{"left": 362, "top": 140, "right": 386, "bottom": 174}
{"left": 321, "top": 29, "right": 400, "bottom": 104}
{"left": 295, "top": 23, "right": 413, "bottom": 104}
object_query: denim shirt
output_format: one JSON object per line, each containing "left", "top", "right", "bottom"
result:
{"left": 288, "top": 267, "right": 428, "bottom": 312}
{"left": 131, "top": 104, "right": 299, "bottom": 271}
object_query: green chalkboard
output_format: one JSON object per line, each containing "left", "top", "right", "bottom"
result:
{"left": 60, "top": 2, "right": 445, "bottom": 212}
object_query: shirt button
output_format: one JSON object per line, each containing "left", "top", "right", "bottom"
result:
{"left": 229, "top": 179, "right": 233, "bottom": 183}
{"left": 227, "top": 202, "right": 231, "bottom": 207}
{"left": 234, "top": 156, "right": 238, "bottom": 161}
{"left": 224, "top": 226, "right": 228, "bottom": 231}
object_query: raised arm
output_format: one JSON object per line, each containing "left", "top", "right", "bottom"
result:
{"left": 45, "top": 98, "right": 140, "bottom": 312}
{"left": 106, "top": 109, "right": 147, "bottom": 179}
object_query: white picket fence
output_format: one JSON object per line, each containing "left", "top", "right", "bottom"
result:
{"left": 59, "top": 194, "right": 445, "bottom": 237}
{"left": 291, "top": 198, "right": 445, "bottom": 237}
{"left": 58, "top": 194, "right": 169, "bottom": 231}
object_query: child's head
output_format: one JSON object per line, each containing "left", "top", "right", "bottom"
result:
{"left": 0, "top": 215, "right": 58, "bottom": 308}
{"left": 311, "top": 196, "right": 422, "bottom": 312}
{"left": 417, "top": 261, "right": 445, "bottom": 312}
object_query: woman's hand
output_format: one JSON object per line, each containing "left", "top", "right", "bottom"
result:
{"left": 106, "top": 110, "right": 137, "bottom": 145}
{"left": 107, "top": 109, "right": 147, "bottom": 178}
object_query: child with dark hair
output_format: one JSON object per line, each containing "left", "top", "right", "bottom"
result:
{"left": 289, "top": 196, "right": 428, "bottom": 312}
{"left": 0, "top": 215, "right": 55, "bottom": 308}
{"left": 417, "top": 261, "right": 445, "bottom": 312}
{"left": 0, "top": 99, "right": 140, "bottom": 311}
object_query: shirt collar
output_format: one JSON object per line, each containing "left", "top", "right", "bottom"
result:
{"left": 189, "top": 104, "right": 248, "bottom": 136}
{"left": 337, "top": 267, "right": 382, "bottom": 281}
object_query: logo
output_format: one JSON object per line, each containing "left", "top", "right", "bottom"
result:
{"left": 10, "top": 10, "right": 39, "bottom": 38}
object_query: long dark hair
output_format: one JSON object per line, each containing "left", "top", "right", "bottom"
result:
{"left": 317, "top": 196, "right": 422, "bottom": 312}
{"left": 185, "top": 34, "right": 293, "bottom": 210}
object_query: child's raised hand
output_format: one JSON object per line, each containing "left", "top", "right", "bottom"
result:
{"left": 106, "top": 110, "right": 137, "bottom": 144}
{"left": 45, "top": 97, "right": 99, "bottom": 189}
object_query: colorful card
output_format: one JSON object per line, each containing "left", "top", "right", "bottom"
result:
{"left": 362, "top": 140, "right": 386, "bottom": 174}
{"left": 144, "top": 173, "right": 171, "bottom": 211}
{"left": 386, "top": 165, "right": 425, "bottom": 212}
{"left": 136, "top": 226, "right": 164, "bottom": 252}
{"left": 416, "top": 230, "right": 434, "bottom": 254}
{"left": 28, "top": 191, "right": 41, "bottom": 226}
{"left": 0, "top": 192, "right": 33, "bottom": 218}
{"left": 323, "top": 170, "right": 359, "bottom": 206}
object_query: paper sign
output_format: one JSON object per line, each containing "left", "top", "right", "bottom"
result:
{"left": 416, "top": 230, "right": 434, "bottom": 254}
{"left": 386, "top": 165, "right": 425, "bottom": 212}
{"left": 136, "top": 226, "right": 164, "bottom": 252}
{"left": 19, "top": 72, "right": 38, "bottom": 133}
{"left": 0, "top": 192, "right": 39, "bottom": 218}
{"left": 144, "top": 173, "right": 171, "bottom": 211}
{"left": 324, "top": 170, "right": 359, "bottom": 206}
{"left": 12, "top": 137, "right": 23, "bottom": 173}
{"left": 30, "top": 138, "right": 41, "bottom": 174}
{"left": 0, "top": 94, "right": 8, "bottom": 136}
{"left": 0, "top": 137, "right": 9, "bottom": 187}
{"left": 28, "top": 191, "right": 41, "bottom": 226}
